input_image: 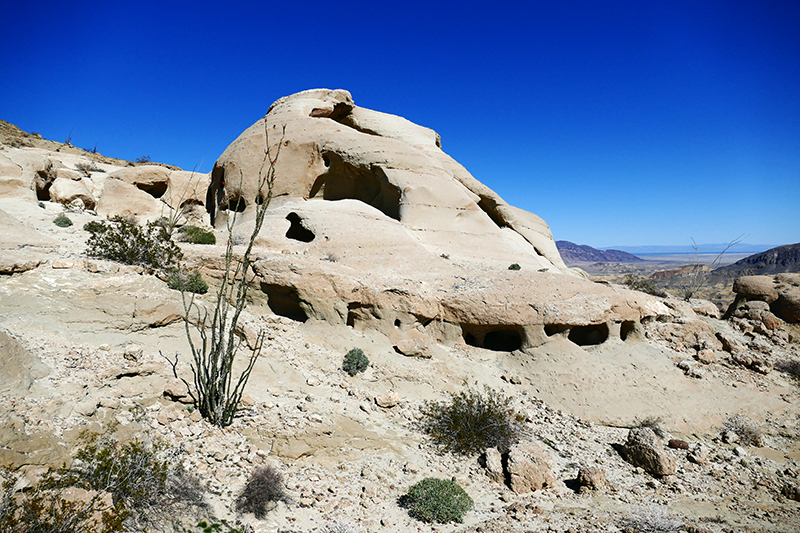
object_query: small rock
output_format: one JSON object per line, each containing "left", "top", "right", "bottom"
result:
{"left": 375, "top": 392, "right": 400, "bottom": 408}
{"left": 688, "top": 447, "right": 710, "bottom": 467}
{"left": 695, "top": 349, "right": 716, "bottom": 365}
{"left": 190, "top": 409, "right": 202, "bottom": 423}
{"left": 306, "top": 376, "right": 320, "bottom": 386}
{"left": 734, "top": 446, "right": 748, "bottom": 457}
{"left": 484, "top": 447, "right": 504, "bottom": 484}
{"left": 668, "top": 439, "right": 689, "bottom": 450}
{"left": 394, "top": 338, "right": 432, "bottom": 358}
{"left": 163, "top": 379, "right": 190, "bottom": 402}
{"left": 507, "top": 442, "right": 556, "bottom": 494}
{"left": 576, "top": 466, "right": 607, "bottom": 491}
{"left": 622, "top": 427, "right": 677, "bottom": 476}
{"left": 123, "top": 344, "right": 143, "bottom": 361}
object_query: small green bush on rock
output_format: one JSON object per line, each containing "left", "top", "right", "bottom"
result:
{"left": 402, "top": 477, "right": 473, "bottom": 523}
{"left": 84, "top": 216, "right": 182, "bottom": 273}
{"left": 508, "top": 263, "right": 521, "bottom": 270}
{"left": 180, "top": 226, "right": 216, "bottom": 245}
{"left": 167, "top": 269, "right": 209, "bottom": 294}
{"left": 419, "top": 385, "right": 525, "bottom": 455}
{"left": 342, "top": 348, "right": 369, "bottom": 376}
{"left": 54, "top": 213, "right": 73, "bottom": 227}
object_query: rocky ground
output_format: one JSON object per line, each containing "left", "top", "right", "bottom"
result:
{"left": 2, "top": 116, "right": 800, "bottom": 533}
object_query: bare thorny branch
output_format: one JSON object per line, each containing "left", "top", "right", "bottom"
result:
{"left": 681, "top": 234, "right": 745, "bottom": 301}
{"left": 166, "top": 119, "right": 285, "bottom": 427}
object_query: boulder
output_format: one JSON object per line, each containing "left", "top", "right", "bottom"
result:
{"left": 621, "top": 427, "right": 676, "bottom": 476}
{"left": 576, "top": 466, "right": 607, "bottom": 491}
{"left": 506, "top": 442, "right": 556, "bottom": 493}
{"left": 95, "top": 177, "right": 164, "bottom": 221}
{"left": 48, "top": 177, "right": 96, "bottom": 210}
{"left": 733, "top": 276, "right": 779, "bottom": 303}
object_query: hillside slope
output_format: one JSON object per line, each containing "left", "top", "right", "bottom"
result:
{"left": 556, "top": 240, "right": 644, "bottom": 264}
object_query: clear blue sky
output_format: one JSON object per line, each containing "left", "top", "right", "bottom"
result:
{"left": 2, "top": 1, "right": 798, "bottom": 247}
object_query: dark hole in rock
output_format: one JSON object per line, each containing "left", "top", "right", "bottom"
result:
{"left": 309, "top": 152, "right": 400, "bottom": 221}
{"left": 545, "top": 324, "right": 569, "bottom": 337}
{"left": 260, "top": 283, "right": 307, "bottom": 322}
{"left": 226, "top": 195, "right": 247, "bottom": 212}
{"left": 136, "top": 181, "right": 168, "bottom": 199}
{"left": 568, "top": 324, "right": 609, "bottom": 346}
{"left": 484, "top": 330, "right": 522, "bottom": 352}
{"left": 346, "top": 302, "right": 379, "bottom": 328}
{"left": 180, "top": 199, "right": 204, "bottom": 210}
{"left": 36, "top": 184, "right": 51, "bottom": 201}
{"left": 461, "top": 325, "right": 522, "bottom": 352}
{"left": 285, "top": 212, "right": 315, "bottom": 242}
{"left": 621, "top": 321, "right": 637, "bottom": 341}
{"left": 394, "top": 319, "right": 402, "bottom": 328}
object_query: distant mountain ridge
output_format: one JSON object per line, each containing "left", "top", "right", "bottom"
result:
{"left": 715, "top": 243, "right": 800, "bottom": 276}
{"left": 556, "top": 241, "right": 644, "bottom": 264}
{"left": 605, "top": 243, "right": 778, "bottom": 255}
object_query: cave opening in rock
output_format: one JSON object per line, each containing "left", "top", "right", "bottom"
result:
{"left": 544, "top": 324, "right": 569, "bottom": 337}
{"left": 461, "top": 324, "right": 522, "bottom": 352}
{"left": 260, "top": 283, "right": 307, "bottom": 322}
{"left": 225, "top": 195, "right": 247, "bottom": 212}
{"left": 620, "top": 321, "right": 637, "bottom": 342}
{"left": 568, "top": 324, "right": 609, "bottom": 346}
{"left": 136, "top": 182, "right": 168, "bottom": 199}
{"left": 309, "top": 152, "right": 401, "bottom": 221}
{"left": 285, "top": 212, "right": 315, "bottom": 242}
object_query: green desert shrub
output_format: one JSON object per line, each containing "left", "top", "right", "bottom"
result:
{"left": 419, "top": 385, "right": 525, "bottom": 455}
{"left": 1, "top": 427, "right": 205, "bottom": 533}
{"left": 54, "top": 213, "right": 73, "bottom": 227}
{"left": 234, "top": 465, "right": 290, "bottom": 519}
{"left": 167, "top": 269, "right": 209, "bottom": 294}
{"left": 508, "top": 263, "right": 521, "bottom": 270}
{"left": 342, "top": 348, "right": 369, "bottom": 376}
{"left": 180, "top": 226, "right": 216, "bottom": 245}
{"left": 623, "top": 274, "right": 666, "bottom": 297}
{"left": 84, "top": 216, "right": 182, "bottom": 273}
{"left": 401, "top": 477, "right": 473, "bottom": 524}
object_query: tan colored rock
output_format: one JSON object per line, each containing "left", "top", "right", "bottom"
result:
{"left": 394, "top": 337, "right": 432, "bottom": 358}
{"left": 375, "top": 392, "right": 400, "bottom": 409}
{"left": 48, "top": 177, "right": 96, "bottom": 209}
{"left": 622, "top": 427, "right": 676, "bottom": 476}
{"left": 484, "top": 447, "right": 504, "bottom": 484}
{"left": 95, "top": 177, "right": 164, "bottom": 221}
{"left": 733, "top": 276, "right": 779, "bottom": 303}
{"left": 576, "top": 466, "right": 607, "bottom": 491}
{"left": 507, "top": 442, "right": 556, "bottom": 493}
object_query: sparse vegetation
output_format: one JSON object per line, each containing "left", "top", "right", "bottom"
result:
{"left": 185, "top": 520, "right": 245, "bottom": 533}
{"left": 723, "top": 414, "right": 763, "bottom": 446}
{"left": 401, "top": 477, "right": 473, "bottom": 524}
{"left": 235, "top": 465, "right": 290, "bottom": 519}
{"left": 342, "top": 348, "right": 369, "bottom": 376}
{"left": 620, "top": 504, "right": 684, "bottom": 532}
{"left": 84, "top": 216, "right": 182, "bottom": 273}
{"left": 0, "top": 425, "right": 206, "bottom": 533}
{"left": 508, "top": 263, "right": 521, "bottom": 270}
{"left": 623, "top": 274, "right": 665, "bottom": 297}
{"left": 180, "top": 226, "right": 216, "bottom": 245}
{"left": 633, "top": 416, "right": 666, "bottom": 438}
{"left": 419, "top": 385, "right": 525, "bottom": 455}
{"left": 54, "top": 213, "right": 74, "bottom": 227}
{"left": 135, "top": 155, "right": 152, "bottom": 164}
{"left": 165, "top": 123, "right": 284, "bottom": 427}
{"left": 167, "top": 269, "right": 209, "bottom": 294}
{"left": 681, "top": 236, "right": 743, "bottom": 301}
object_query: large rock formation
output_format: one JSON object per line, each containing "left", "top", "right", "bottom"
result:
{"left": 209, "top": 89, "right": 670, "bottom": 349}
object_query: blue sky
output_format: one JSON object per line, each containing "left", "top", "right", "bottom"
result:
{"left": 2, "top": 1, "right": 798, "bottom": 247}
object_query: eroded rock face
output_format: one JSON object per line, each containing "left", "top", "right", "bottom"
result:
{"left": 728, "top": 274, "right": 800, "bottom": 324}
{"left": 211, "top": 89, "right": 670, "bottom": 344}
{"left": 507, "top": 442, "right": 557, "bottom": 493}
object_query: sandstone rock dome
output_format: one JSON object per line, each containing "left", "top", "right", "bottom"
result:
{"left": 207, "top": 89, "right": 667, "bottom": 351}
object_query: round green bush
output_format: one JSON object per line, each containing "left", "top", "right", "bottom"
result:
{"left": 508, "top": 263, "right": 521, "bottom": 270}
{"left": 84, "top": 216, "right": 182, "bottom": 273}
{"left": 183, "top": 226, "right": 216, "bottom": 245}
{"left": 403, "top": 477, "right": 473, "bottom": 523}
{"left": 419, "top": 386, "right": 525, "bottom": 455}
{"left": 342, "top": 348, "right": 369, "bottom": 376}
{"left": 167, "top": 269, "right": 209, "bottom": 294}
{"left": 53, "top": 213, "right": 73, "bottom": 227}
